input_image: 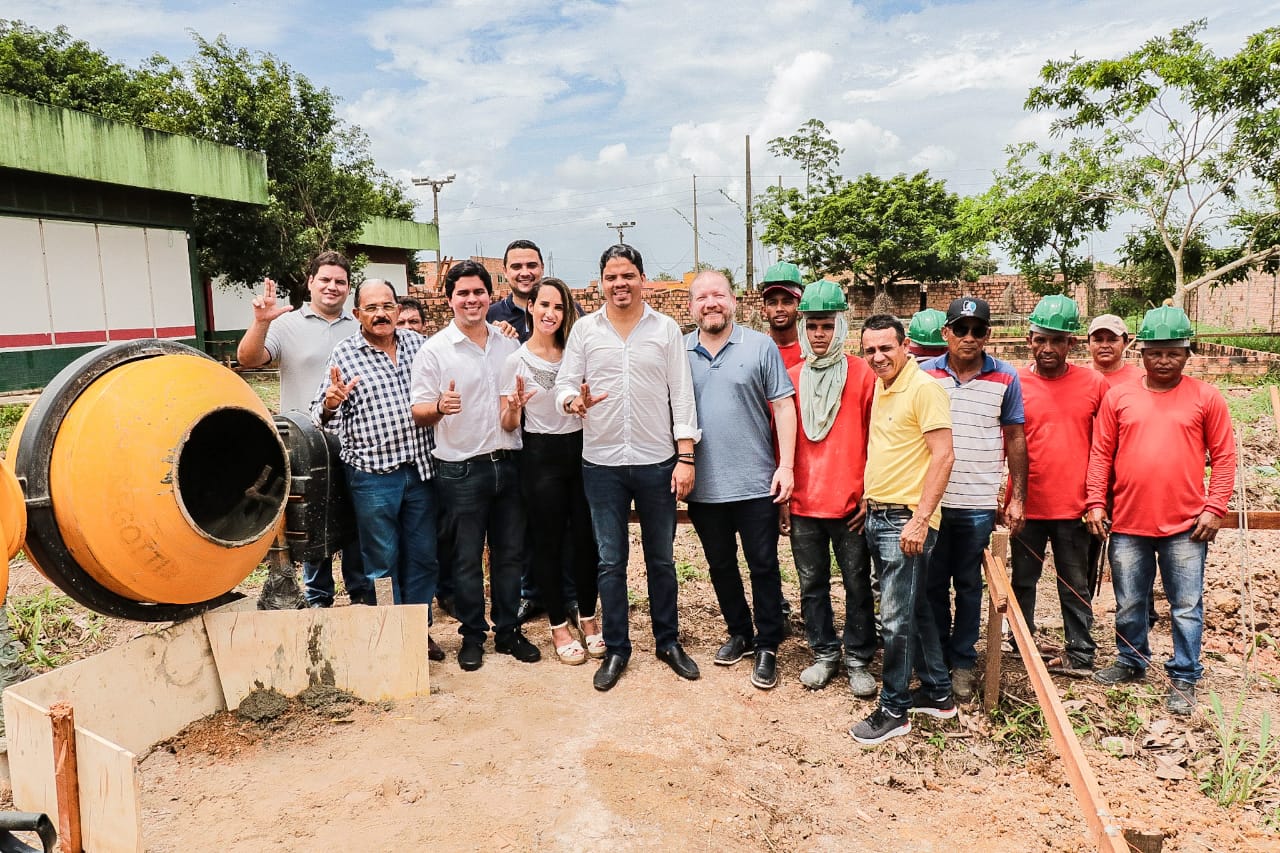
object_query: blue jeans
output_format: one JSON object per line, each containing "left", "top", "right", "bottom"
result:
{"left": 436, "top": 455, "right": 525, "bottom": 645}
{"left": 687, "top": 497, "right": 784, "bottom": 651}
{"left": 1011, "top": 519, "right": 1097, "bottom": 667}
{"left": 1109, "top": 529, "right": 1206, "bottom": 682}
{"left": 343, "top": 464, "right": 438, "bottom": 610}
{"left": 582, "top": 458, "right": 680, "bottom": 660}
{"left": 865, "top": 506, "right": 950, "bottom": 713}
{"left": 927, "top": 508, "right": 996, "bottom": 670}
{"left": 790, "top": 514, "right": 875, "bottom": 663}
{"left": 302, "top": 538, "right": 369, "bottom": 606}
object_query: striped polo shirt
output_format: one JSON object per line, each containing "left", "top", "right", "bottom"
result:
{"left": 921, "top": 352, "right": 1024, "bottom": 509}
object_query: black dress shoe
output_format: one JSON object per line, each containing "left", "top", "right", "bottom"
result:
{"left": 428, "top": 637, "right": 445, "bottom": 662}
{"left": 714, "top": 634, "right": 753, "bottom": 666}
{"left": 593, "top": 654, "right": 627, "bottom": 691}
{"left": 458, "top": 639, "right": 484, "bottom": 671}
{"left": 516, "top": 597, "right": 545, "bottom": 624}
{"left": 495, "top": 631, "right": 542, "bottom": 663}
{"left": 656, "top": 644, "right": 700, "bottom": 680}
{"left": 751, "top": 649, "right": 778, "bottom": 690}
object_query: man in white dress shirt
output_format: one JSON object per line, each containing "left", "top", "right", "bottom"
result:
{"left": 556, "top": 244, "right": 701, "bottom": 691}
{"left": 412, "top": 260, "right": 542, "bottom": 672}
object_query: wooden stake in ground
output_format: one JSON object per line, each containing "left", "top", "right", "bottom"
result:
{"left": 49, "top": 701, "right": 81, "bottom": 853}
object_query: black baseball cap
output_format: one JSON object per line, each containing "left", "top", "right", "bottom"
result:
{"left": 945, "top": 296, "right": 991, "bottom": 326}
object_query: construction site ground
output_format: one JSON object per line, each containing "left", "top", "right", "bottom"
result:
{"left": 0, "top": 385, "right": 1278, "bottom": 851}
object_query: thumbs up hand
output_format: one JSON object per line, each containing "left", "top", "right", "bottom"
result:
{"left": 438, "top": 380, "right": 462, "bottom": 416}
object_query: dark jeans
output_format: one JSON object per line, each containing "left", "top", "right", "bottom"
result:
{"left": 302, "top": 537, "right": 369, "bottom": 606}
{"left": 789, "top": 514, "right": 875, "bottom": 663}
{"left": 521, "top": 431, "right": 598, "bottom": 625}
{"left": 686, "top": 497, "right": 784, "bottom": 651}
{"left": 435, "top": 454, "right": 525, "bottom": 645}
{"left": 865, "top": 505, "right": 949, "bottom": 713}
{"left": 343, "top": 464, "right": 438, "bottom": 609}
{"left": 582, "top": 458, "right": 680, "bottom": 660}
{"left": 1011, "top": 518, "right": 1097, "bottom": 666}
{"left": 927, "top": 507, "right": 996, "bottom": 670}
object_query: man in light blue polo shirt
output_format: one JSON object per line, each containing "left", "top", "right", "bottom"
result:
{"left": 684, "top": 270, "right": 797, "bottom": 690}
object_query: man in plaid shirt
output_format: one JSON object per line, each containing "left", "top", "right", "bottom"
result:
{"left": 312, "top": 279, "right": 444, "bottom": 660}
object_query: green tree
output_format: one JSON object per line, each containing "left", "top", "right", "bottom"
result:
{"left": 1025, "top": 20, "right": 1280, "bottom": 310}
{"left": 963, "top": 141, "right": 1109, "bottom": 302}
{"left": 1119, "top": 224, "right": 1253, "bottom": 306}
{"left": 756, "top": 119, "right": 844, "bottom": 277}
{"left": 768, "top": 118, "right": 842, "bottom": 199}
{"left": 0, "top": 23, "right": 415, "bottom": 303}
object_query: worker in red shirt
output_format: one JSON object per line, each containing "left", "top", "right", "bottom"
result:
{"left": 1085, "top": 306, "right": 1235, "bottom": 716}
{"left": 760, "top": 262, "right": 805, "bottom": 369}
{"left": 1087, "top": 314, "right": 1144, "bottom": 388}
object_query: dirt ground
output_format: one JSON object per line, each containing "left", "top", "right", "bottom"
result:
{"left": 3, "top": 389, "right": 1279, "bottom": 852}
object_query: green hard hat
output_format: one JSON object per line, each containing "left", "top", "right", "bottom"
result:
{"left": 763, "top": 261, "right": 803, "bottom": 285}
{"left": 908, "top": 309, "right": 948, "bottom": 347}
{"left": 1028, "top": 294, "right": 1081, "bottom": 333}
{"left": 1136, "top": 306, "right": 1194, "bottom": 345}
{"left": 798, "top": 280, "right": 847, "bottom": 312}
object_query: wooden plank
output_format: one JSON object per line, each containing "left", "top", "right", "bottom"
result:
{"left": 1271, "top": 385, "right": 1280, "bottom": 437}
{"left": 75, "top": 728, "right": 141, "bottom": 853}
{"left": 5, "top": 615, "right": 225, "bottom": 754}
{"left": 50, "top": 702, "right": 82, "bottom": 853}
{"left": 203, "top": 605, "right": 430, "bottom": 708}
{"left": 982, "top": 529, "right": 1011, "bottom": 714}
{"left": 983, "top": 549, "right": 1128, "bottom": 853}
{"left": 4, "top": 692, "right": 57, "bottom": 823}
{"left": 1220, "top": 511, "right": 1280, "bottom": 530}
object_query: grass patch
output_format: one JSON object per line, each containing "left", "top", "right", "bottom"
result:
{"left": 676, "top": 560, "right": 705, "bottom": 584}
{"left": 244, "top": 375, "right": 281, "bottom": 413}
{"left": 6, "top": 588, "right": 105, "bottom": 671}
{"left": 1223, "top": 385, "right": 1277, "bottom": 426}
{"left": 1214, "top": 335, "right": 1280, "bottom": 355}
{"left": 1200, "top": 691, "right": 1280, "bottom": 808}
{"left": 0, "top": 403, "right": 27, "bottom": 455}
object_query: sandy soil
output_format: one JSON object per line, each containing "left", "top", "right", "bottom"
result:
{"left": 119, "top": 522, "right": 1280, "bottom": 853}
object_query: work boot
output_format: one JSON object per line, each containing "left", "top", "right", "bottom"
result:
{"left": 800, "top": 655, "right": 840, "bottom": 689}
{"left": 1167, "top": 679, "right": 1197, "bottom": 716}
{"left": 951, "top": 667, "right": 977, "bottom": 701}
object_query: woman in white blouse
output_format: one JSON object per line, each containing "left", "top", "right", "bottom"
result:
{"left": 501, "top": 278, "right": 603, "bottom": 664}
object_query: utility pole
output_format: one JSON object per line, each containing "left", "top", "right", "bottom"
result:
{"left": 745, "top": 135, "right": 754, "bottom": 291}
{"left": 411, "top": 174, "right": 455, "bottom": 267}
{"left": 606, "top": 220, "right": 635, "bottom": 244}
{"left": 692, "top": 175, "right": 700, "bottom": 271}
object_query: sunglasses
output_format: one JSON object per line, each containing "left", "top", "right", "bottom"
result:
{"left": 950, "top": 322, "right": 989, "bottom": 338}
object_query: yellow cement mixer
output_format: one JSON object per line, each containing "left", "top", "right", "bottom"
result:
{"left": 3, "top": 340, "right": 297, "bottom": 620}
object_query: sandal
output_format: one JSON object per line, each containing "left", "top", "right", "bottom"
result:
{"left": 579, "top": 615, "right": 606, "bottom": 659}
{"left": 550, "top": 622, "right": 586, "bottom": 666}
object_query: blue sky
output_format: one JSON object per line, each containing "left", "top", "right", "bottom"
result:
{"left": 8, "top": 0, "right": 1279, "bottom": 286}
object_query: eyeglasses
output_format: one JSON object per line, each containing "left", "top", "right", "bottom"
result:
{"left": 359, "top": 303, "right": 398, "bottom": 315}
{"left": 951, "top": 322, "right": 988, "bottom": 338}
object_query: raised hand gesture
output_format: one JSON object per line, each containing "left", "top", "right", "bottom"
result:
{"left": 252, "top": 278, "right": 293, "bottom": 324}
{"left": 508, "top": 375, "right": 536, "bottom": 410}
{"left": 323, "top": 365, "right": 359, "bottom": 413}
{"left": 438, "top": 380, "right": 462, "bottom": 416}
{"left": 567, "top": 382, "right": 608, "bottom": 418}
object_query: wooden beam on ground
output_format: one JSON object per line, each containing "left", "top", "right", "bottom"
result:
{"left": 983, "top": 548, "right": 1128, "bottom": 853}
{"left": 49, "top": 702, "right": 81, "bottom": 853}
{"left": 1220, "top": 511, "right": 1280, "bottom": 530}
{"left": 982, "top": 530, "right": 1011, "bottom": 715}
{"left": 1271, "top": 385, "right": 1280, "bottom": 435}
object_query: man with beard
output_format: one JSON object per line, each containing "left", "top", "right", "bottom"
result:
{"left": 312, "top": 279, "right": 443, "bottom": 659}
{"left": 760, "top": 261, "right": 805, "bottom": 369}
{"left": 236, "top": 250, "right": 370, "bottom": 609}
{"left": 557, "top": 244, "right": 701, "bottom": 691}
{"left": 683, "top": 270, "right": 796, "bottom": 690}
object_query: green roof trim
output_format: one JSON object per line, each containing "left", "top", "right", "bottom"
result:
{"left": 0, "top": 93, "right": 267, "bottom": 204}
{"left": 357, "top": 215, "right": 439, "bottom": 251}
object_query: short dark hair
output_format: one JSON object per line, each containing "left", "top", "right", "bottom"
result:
{"left": 445, "top": 259, "right": 493, "bottom": 298}
{"left": 599, "top": 243, "right": 644, "bottom": 277}
{"left": 503, "top": 239, "right": 543, "bottom": 266}
{"left": 354, "top": 278, "right": 397, "bottom": 306}
{"left": 396, "top": 295, "right": 424, "bottom": 316}
{"left": 307, "top": 250, "right": 351, "bottom": 280}
{"left": 862, "top": 313, "right": 906, "bottom": 343}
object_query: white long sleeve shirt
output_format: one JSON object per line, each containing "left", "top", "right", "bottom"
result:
{"left": 555, "top": 304, "right": 700, "bottom": 466}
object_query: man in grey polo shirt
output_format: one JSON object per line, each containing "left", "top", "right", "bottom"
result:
{"left": 684, "top": 270, "right": 796, "bottom": 690}
{"left": 235, "top": 250, "right": 371, "bottom": 608}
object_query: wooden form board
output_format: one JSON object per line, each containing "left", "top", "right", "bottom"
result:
{"left": 1, "top": 602, "right": 430, "bottom": 852}
{"left": 203, "top": 604, "right": 430, "bottom": 707}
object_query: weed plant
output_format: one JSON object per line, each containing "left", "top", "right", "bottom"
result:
{"left": 1200, "top": 691, "right": 1280, "bottom": 808}
{"left": 6, "top": 588, "right": 105, "bottom": 670}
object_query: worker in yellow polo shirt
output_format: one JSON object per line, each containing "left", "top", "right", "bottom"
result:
{"left": 851, "top": 313, "right": 955, "bottom": 746}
